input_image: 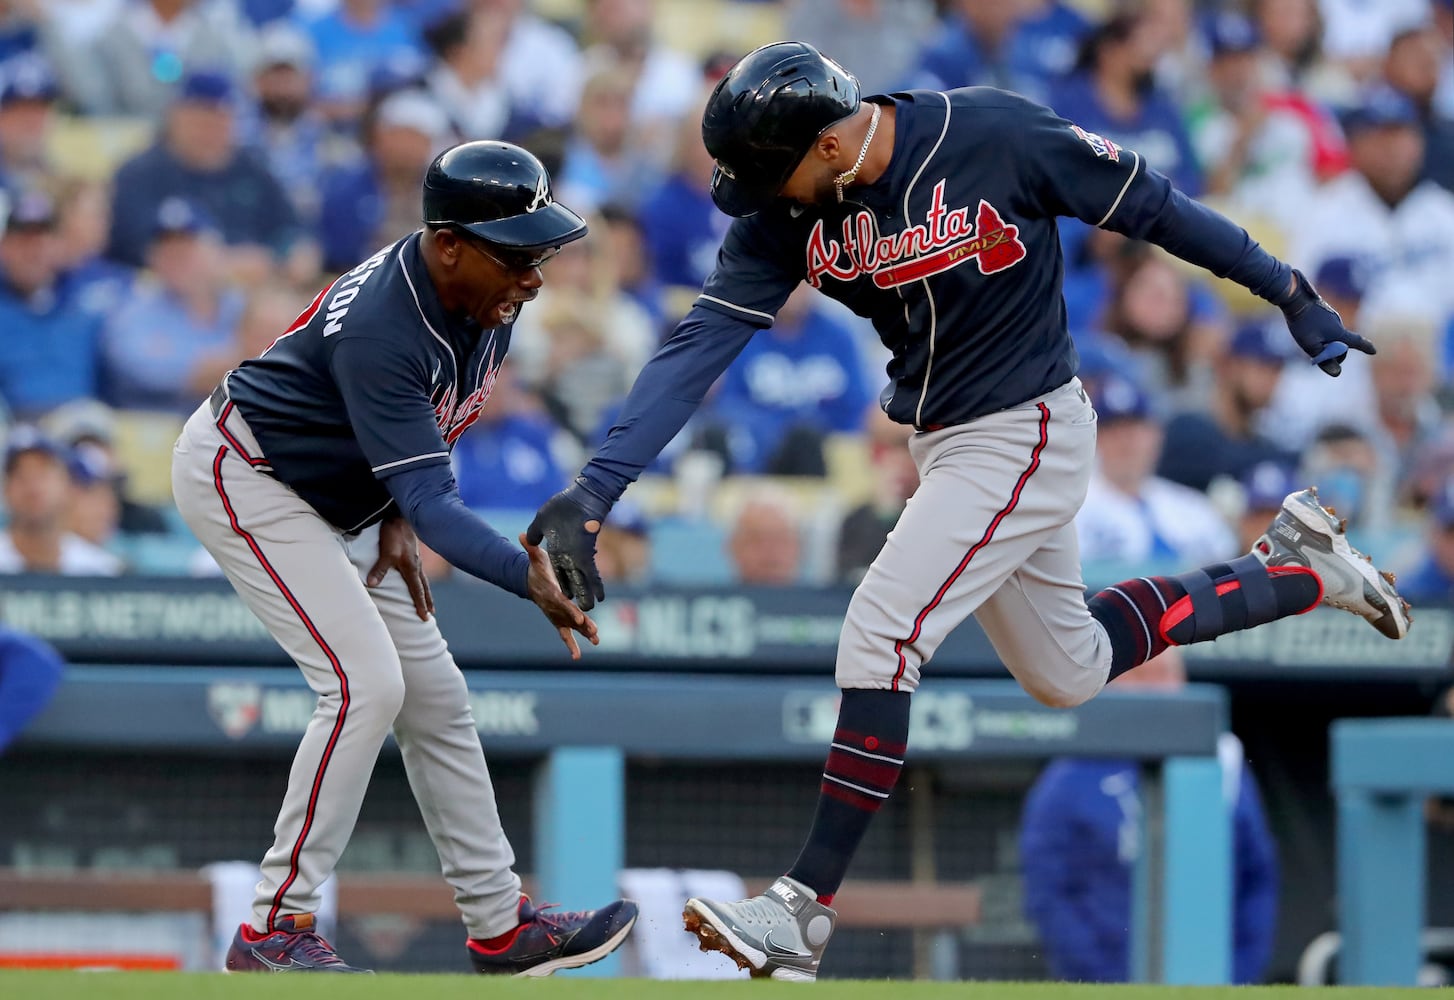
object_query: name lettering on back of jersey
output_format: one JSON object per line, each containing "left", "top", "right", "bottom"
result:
{"left": 323, "top": 245, "right": 393, "bottom": 336}
{"left": 805, "top": 181, "right": 1027, "bottom": 289}
{"left": 1069, "top": 124, "right": 1121, "bottom": 162}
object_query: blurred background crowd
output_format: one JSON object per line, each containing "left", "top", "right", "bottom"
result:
{"left": 0, "top": 0, "right": 1452, "bottom": 598}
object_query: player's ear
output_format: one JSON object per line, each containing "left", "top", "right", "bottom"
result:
{"left": 817, "top": 132, "right": 841, "bottom": 163}
{"left": 431, "top": 225, "right": 463, "bottom": 264}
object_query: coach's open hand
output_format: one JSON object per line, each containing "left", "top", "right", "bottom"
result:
{"left": 521, "top": 533, "right": 600, "bottom": 659}
{"left": 367, "top": 514, "right": 434, "bottom": 621}
{"left": 527, "top": 482, "right": 607, "bottom": 611}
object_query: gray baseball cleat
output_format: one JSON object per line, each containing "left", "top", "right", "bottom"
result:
{"left": 683, "top": 875, "right": 836, "bottom": 982}
{"left": 1253, "top": 487, "right": 1411, "bottom": 640}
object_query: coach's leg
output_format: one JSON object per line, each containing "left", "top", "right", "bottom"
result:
{"left": 172, "top": 408, "right": 406, "bottom": 933}
{"left": 348, "top": 526, "right": 523, "bottom": 941}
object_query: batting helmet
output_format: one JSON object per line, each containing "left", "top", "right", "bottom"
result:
{"left": 701, "top": 41, "right": 861, "bottom": 218}
{"left": 422, "top": 141, "right": 587, "bottom": 250}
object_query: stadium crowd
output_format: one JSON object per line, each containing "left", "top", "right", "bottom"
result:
{"left": 0, "top": 0, "right": 1452, "bottom": 598}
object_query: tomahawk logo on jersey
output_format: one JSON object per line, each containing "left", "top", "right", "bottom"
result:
{"left": 806, "top": 182, "right": 1027, "bottom": 288}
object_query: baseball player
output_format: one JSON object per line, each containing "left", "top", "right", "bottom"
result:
{"left": 171, "top": 141, "right": 636, "bottom": 975}
{"left": 526, "top": 43, "right": 1411, "bottom": 980}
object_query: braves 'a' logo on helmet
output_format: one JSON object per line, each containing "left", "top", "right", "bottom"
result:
{"left": 526, "top": 173, "right": 551, "bottom": 214}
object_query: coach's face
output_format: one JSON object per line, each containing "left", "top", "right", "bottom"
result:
{"left": 433, "top": 227, "right": 547, "bottom": 328}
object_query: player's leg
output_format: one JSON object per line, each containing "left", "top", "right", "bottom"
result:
{"left": 984, "top": 494, "right": 1409, "bottom": 699}
{"left": 172, "top": 405, "right": 400, "bottom": 972}
{"left": 1084, "top": 487, "right": 1411, "bottom": 681}
{"left": 352, "top": 527, "right": 637, "bottom": 976}
{"left": 683, "top": 379, "right": 1096, "bottom": 980}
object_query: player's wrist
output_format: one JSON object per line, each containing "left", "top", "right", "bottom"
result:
{"left": 564, "top": 476, "right": 613, "bottom": 522}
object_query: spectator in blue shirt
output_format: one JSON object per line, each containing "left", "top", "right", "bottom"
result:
{"left": 638, "top": 109, "right": 730, "bottom": 299}
{"left": 240, "top": 22, "right": 332, "bottom": 227}
{"left": 1157, "top": 318, "right": 1301, "bottom": 492}
{"left": 1048, "top": 10, "right": 1203, "bottom": 197}
{"left": 107, "top": 70, "right": 314, "bottom": 287}
{"left": 1020, "top": 648, "right": 1279, "bottom": 983}
{"left": 0, "top": 189, "right": 100, "bottom": 420}
{"left": 451, "top": 372, "right": 567, "bottom": 512}
{"left": 300, "top": 0, "right": 421, "bottom": 124}
{"left": 0, "top": 626, "right": 65, "bottom": 756}
{"left": 100, "top": 198, "right": 245, "bottom": 412}
{"left": 54, "top": 178, "right": 135, "bottom": 322}
{"left": 912, "top": 0, "right": 1089, "bottom": 101}
{"left": 315, "top": 86, "right": 452, "bottom": 273}
{"left": 709, "top": 285, "right": 871, "bottom": 475}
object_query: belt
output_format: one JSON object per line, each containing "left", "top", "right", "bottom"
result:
{"left": 208, "top": 381, "right": 229, "bottom": 419}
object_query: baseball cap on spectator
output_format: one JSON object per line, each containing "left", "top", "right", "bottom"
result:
{"left": 253, "top": 23, "right": 314, "bottom": 73}
{"left": 1240, "top": 461, "right": 1299, "bottom": 512}
{"left": 1206, "top": 12, "right": 1260, "bottom": 56}
{"left": 1313, "top": 256, "right": 1370, "bottom": 304}
{"left": 1228, "top": 318, "right": 1293, "bottom": 364}
{"left": 150, "top": 196, "right": 219, "bottom": 242}
{"left": 3, "top": 425, "right": 64, "bottom": 476}
{"left": 3, "top": 188, "right": 56, "bottom": 231}
{"left": 1340, "top": 84, "right": 1421, "bottom": 133}
{"left": 67, "top": 441, "right": 122, "bottom": 487}
{"left": 609, "top": 500, "right": 649, "bottom": 538}
{"left": 0, "top": 53, "right": 59, "bottom": 106}
{"left": 374, "top": 89, "right": 451, "bottom": 144}
{"left": 42, "top": 399, "right": 116, "bottom": 448}
{"left": 177, "top": 69, "right": 237, "bottom": 106}
{"left": 1091, "top": 372, "right": 1154, "bottom": 424}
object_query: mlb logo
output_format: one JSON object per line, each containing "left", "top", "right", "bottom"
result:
{"left": 208, "top": 682, "right": 262, "bottom": 740}
{"left": 1070, "top": 124, "right": 1121, "bottom": 162}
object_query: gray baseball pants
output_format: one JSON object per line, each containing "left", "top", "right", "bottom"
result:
{"left": 172, "top": 400, "right": 522, "bottom": 939}
{"left": 837, "top": 378, "right": 1112, "bottom": 705}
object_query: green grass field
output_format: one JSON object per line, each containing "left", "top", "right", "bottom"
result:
{"left": 0, "top": 973, "right": 1424, "bottom": 999}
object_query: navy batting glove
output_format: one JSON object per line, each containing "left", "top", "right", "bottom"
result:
{"left": 1278, "top": 268, "right": 1376, "bottom": 377}
{"left": 527, "top": 479, "right": 609, "bottom": 612}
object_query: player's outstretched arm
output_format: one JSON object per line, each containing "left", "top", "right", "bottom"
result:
{"left": 531, "top": 305, "right": 762, "bottom": 610}
{"left": 1014, "top": 99, "right": 1376, "bottom": 377}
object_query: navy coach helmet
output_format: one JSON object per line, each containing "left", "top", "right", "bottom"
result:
{"left": 701, "top": 41, "right": 861, "bottom": 218}
{"left": 422, "top": 141, "right": 587, "bottom": 250}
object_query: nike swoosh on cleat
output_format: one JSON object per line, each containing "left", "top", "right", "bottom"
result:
{"left": 761, "top": 930, "right": 812, "bottom": 960}
{"left": 251, "top": 950, "right": 297, "bottom": 971}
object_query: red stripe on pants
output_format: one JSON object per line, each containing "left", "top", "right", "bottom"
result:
{"left": 211, "top": 446, "right": 351, "bottom": 931}
{"left": 891, "top": 403, "right": 1051, "bottom": 690}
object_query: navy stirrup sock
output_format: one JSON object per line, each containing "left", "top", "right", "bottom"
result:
{"left": 1090, "top": 554, "right": 1322, "bottom": 680}
{"left": 785, "top": 689, "right": 911, "bottom": 903}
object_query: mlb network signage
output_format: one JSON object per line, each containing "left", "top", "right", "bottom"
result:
{"left": 28, "top": 668, "right": 1225, "bottom": 761}
{"left": 1, "top": 576, "right": 1449, "bottom": 679}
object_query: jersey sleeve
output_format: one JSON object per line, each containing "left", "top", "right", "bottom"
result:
{"left": 327, "top": 335, "right": 452, "bottom": 479}
{"left": 694, "top": 213, "right": 804, "bottom": 328}
{"left": 1012, "top": 96, "right": 1293, "bottom": 304}
{"left": 1011, "top": 98, "right": 1151, "bottom": 228}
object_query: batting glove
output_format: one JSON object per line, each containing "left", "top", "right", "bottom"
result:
{"left": 1278, "top": 268, "right": 1376, "bottom": 377}
{"left": 527, "top": 479, "right": 609, "bottom": 612}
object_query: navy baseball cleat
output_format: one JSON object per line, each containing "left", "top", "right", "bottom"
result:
{"left": 224, "top": 914, "right": 370, "bottom": 973}
{"left": 467, "top": 895, "right": 638, "bottom": 977}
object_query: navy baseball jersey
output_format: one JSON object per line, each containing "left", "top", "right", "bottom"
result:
{"left": 225, "top": 232, "right": 509, "bottom": 532}
{"left": 578, "top": 87, "right": 1288, "bottom": 502}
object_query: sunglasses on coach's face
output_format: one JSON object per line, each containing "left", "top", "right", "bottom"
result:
{"left": 455, "top": 230, "right": 561, "bottom": 273}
